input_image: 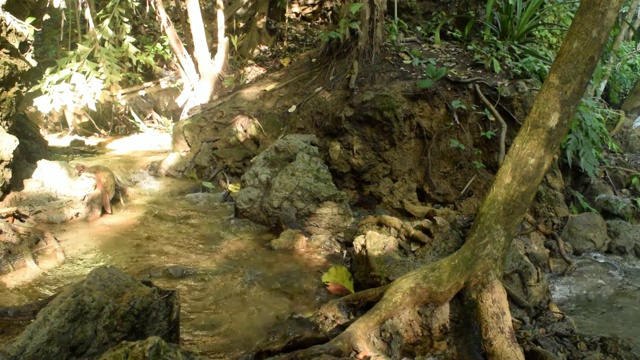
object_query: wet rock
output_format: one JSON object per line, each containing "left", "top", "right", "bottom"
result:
{"left": 98, "top": 336, "right": 196, "bottom": 360}
{"left": 561, "top": 213, "right": 609, "bottom": 255}
{"left": 0, "top": 160, "right": 116, "bottom": 222}
{"left": 606, "top": 220, "right": 640, "bottom": 256}
{"left": 235, "top": 134, "right": 352, "bottom": 237}
{"left": 0, "top": 266, "right": 179, "bottom": 360}
{"left": 270, "top": 229, "right": 307, "bottom": 250}
{"left": 137, "top": 264, "right": 198, "bottom": 279}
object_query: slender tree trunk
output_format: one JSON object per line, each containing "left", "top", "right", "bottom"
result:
{"left": 180, "top": 0, "right": 228, "bottom": 118}
{"left": 622, "top": 76, "right": 640, "bottom": 116}
{"left": 592, "top": 0, "right": 638, "bottom": 98}
{"left": 185, "top": 0, "right": 211, "bottom": 75}
{"left": 153, "top": 0, "right": 198, "bottom": 88}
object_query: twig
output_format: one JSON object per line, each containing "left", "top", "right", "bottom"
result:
{"left": 474, "top": 84, "right": 506, "bottom": 165}
{"left": 460, "top": 174, "right": 477, "bottom": 196}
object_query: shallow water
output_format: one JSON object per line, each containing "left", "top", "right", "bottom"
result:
{"left": 0, "top": 136, "right": 330, "bottom": 358}
{"left": 550, "top": 252, "right": 640, "bottom": 351}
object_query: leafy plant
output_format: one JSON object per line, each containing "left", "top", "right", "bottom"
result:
{"left": 417, "top": 63, "right": 447, "bottom": 89}
{"left": 31, "top": 0, "right": 160, "bottom": 119}
{"left": 319, "top": 2, "right": 363, "bottom": 42}
{"left": 605, "top": 41, "right": 640, "bottom": 105}
{"left": 472, "top": 161, "right": 486, "bottom": 169}
{"left": 449, "top": 138, "right": 466, "bottom": 150}
{"left": 563, "top": 98, "right": 620, "bottom": 179}
{"left": 451, "top": 100, "right": 467, "bottom": 110}
{"left": 487, "top": 0, "right": 556, "bottom": 43}
{"left": 471, "top": 0, "right": 572, "bottom": 77}
{"left": 481, "top": 130, "right": 496, "bottom": 139}
{"left": 569, "top": 190, "right": 598, "bottom": 214}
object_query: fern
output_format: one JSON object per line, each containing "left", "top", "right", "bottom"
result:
{"left": 563, "top": 98, "right": 619, "bottom": 178}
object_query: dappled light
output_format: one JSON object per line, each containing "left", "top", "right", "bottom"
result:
{"left": 2, "top": 0, "right": 640, "bottom": 358}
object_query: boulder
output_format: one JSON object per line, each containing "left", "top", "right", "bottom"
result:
{"left": 0, "top": 266, "right": 179, "bottom": 360}
{"left": 606, "top": 219, "right": 640, "bottom": 256}
{"left": 561, "top": 212, "right": 609, "bottom": 255}
{"left": 235, "top": 134, "right": 352, "bottom": 237}
{"left": 0, "top": 160, "right": 116, "bottom": 222}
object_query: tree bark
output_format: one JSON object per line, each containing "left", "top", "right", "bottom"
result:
{"left": 592, "top": 0, "right": 639, "bottom": 98}
{"left": 622, "top": 76, "right": 640, "bottom": 117}
{"left": 180, "top": 0, "right": 228, "bottom": 118}
{"left": 152, "top": 0, "right": 198, "bottom": 87}
{"left": 275, "top": 0, "right": 624, "bottom": 358}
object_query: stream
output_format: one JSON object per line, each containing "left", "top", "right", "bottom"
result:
{"left": 2, "top": 133, "right": 639, "bottom": 357}
{"left": 0, "top": 134, "right": 330, "bottom": 358}
{"left": 550, "top": 252, "right": 640, "bottom": 352}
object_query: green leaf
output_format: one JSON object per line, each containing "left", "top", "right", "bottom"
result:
{"left": 349, "top": 2, "right": 364, "bottom": 15}
{"left": 202, "top": 181, "right": 215, "bottom": 189}
{"left": 417, "top": 79, "right": 434, "bottom": 89}
{"left": 321, "top": 265, "right": 354, "bottom": 294}
{"left": 451, "top": 100, "right": 466, "bottom": 110}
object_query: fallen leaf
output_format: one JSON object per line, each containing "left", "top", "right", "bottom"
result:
{"left": 321, "top": 265, "right": 354, "bottom": 294}
{"left": 325, "top": 283, "right": 352, "bottom": 296}
{"left": 280, "top": 57, "right": 291, "bottom": 67}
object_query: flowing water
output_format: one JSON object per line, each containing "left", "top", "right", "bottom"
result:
{"left": 0, "top": 134, "right": 331, "bottom": 358}
{"left": 550, "top": 252, "right": 640, "bottom": 351}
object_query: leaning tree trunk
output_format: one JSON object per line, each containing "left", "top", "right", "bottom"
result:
{"left": 591, "top": 0, "right": 639, "bottom": 98}
{"left": 153, "top": 0, "right": 198, "bottom": 90}
{"left": 276, "top": 0, "right": 624, "bottom": 358}
{"left": 180, "top": 0, "right": 228, "bottom": 118}
{"left": 621, "top": 76, "right": 640, "bottom": 117}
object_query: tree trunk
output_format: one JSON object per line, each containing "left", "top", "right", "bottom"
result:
{"left": 276, "top": 0, "right": 624, "bottom": 358}
{"left": 185, "top": 0, "right": 211, "bottom": 76}
{"left": 153, "top": 0, "right": 198, "bottom": 88}
{"left": 591, "top": 0, "right": 639, "bottom": 98}
{"left": 237, "top": 0, "right": 272, "bottom": 59}
{"left": 180, "top": 0, "right": 228, "bottom": 118}
{"left": 621, "top": 76, "right": 640, "bottom": 117}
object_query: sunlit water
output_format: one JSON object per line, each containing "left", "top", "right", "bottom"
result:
{"left": 550, "top": 252, "right": 640, "bottom": 352}
{"left": 0, "top": 135, "right": 330, "bottom": 358}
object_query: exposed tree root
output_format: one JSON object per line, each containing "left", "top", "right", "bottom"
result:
{"left": 472, "top": 277, "right": 525, "bottom": 360}
{"left": 274, "top": 251, "right": 472, "bottom": 359}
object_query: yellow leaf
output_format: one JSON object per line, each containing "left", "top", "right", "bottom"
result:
{"left": 321, "top": 265, "right": 354, "bottom": 294}
{"left": 280, "top": 57, "right": 291, "bottom": 67}
{"left": 227, "top": 183, "right": 241, "bottom": 192}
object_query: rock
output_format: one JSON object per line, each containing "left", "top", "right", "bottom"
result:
{"left": 352, "top": 231, "right": 407, "bottom": 286}
{"left": 402, "top": 200, "right": 436, "bottom": 218}
{"left": 504, "top": 233, "right": 550, "bottom": 307}
{"left": 0, "top": 128, "right": 19, "bottom": 195}
{"left": 0, "top": 266, "right": 179, "bottom": 360}
{"left": 606, "top": 219, "right": 640, "bottom": 256}
{"left": 593, "top": 194, "right": 634, "bottom": 220}
{"left": 98, "top": 336, "right": 196, "bottom": 360}
{"left": 582, "top": 178, "right": 634, "bottom": 219}
{"left": 0, "top": 160, "right": 117, "bottom": 222}
{"left": 79, "top": 165, "right": 116, "bottom": 215}
{"left": 235, "top": 134, "right": 352, "bottom": 237}
{"left": 561, "top": 213, "right": 609, "bottom": 255}
{"left": 8, "top": 114, "right": 48, "bottom": 191}
{"left": 270, "top": 229, "right": 307, "bottom": 250}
